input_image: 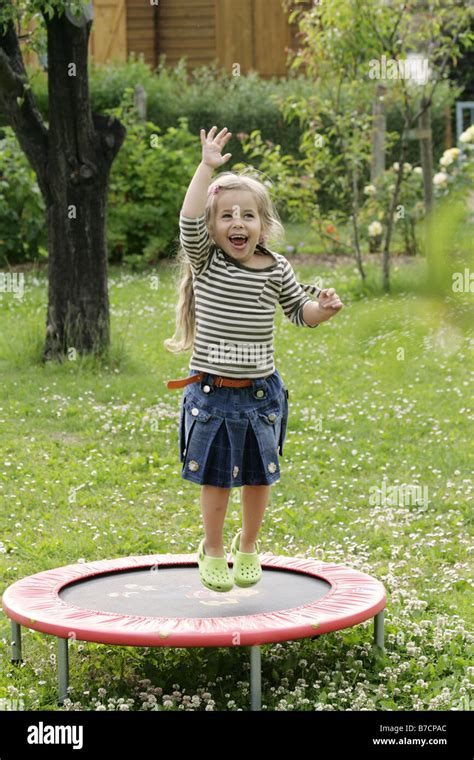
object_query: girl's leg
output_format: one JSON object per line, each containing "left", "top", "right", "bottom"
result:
{"left": 240, "top": 484, "right": 271, "bottom": 552}
{"left": 201, "top": 484, "right": 231, "bottom": 557}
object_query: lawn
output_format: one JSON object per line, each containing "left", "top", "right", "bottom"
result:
{"left": 0, "top": 254, "right": 472, "bottom": 711}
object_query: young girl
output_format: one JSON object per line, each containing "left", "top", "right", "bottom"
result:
{"left": 164, "top": 126, "right": 343, "bottom": 593}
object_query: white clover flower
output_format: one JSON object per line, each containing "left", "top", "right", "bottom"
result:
{"left": 392, "top": 162, "right": 400, "bottom": 171}
{"left": 459, "top": 125, "right": 474, "bottom": 143}
{"left": 368, "top": 221, "right": 383, "bottom": 236}
{"left": 403, "top": 162, "right": 412, "bottom": 172}
{"left": 363, "top": 184, "right": 377, "bottom": 195}
{"left": 433, "top": 171, "right": 448, "bottom": 187}
{"left": 414, "top": 166, "right": 423, "bottom": 175}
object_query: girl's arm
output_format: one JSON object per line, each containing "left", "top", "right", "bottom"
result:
{"left": 181, "top": 126, "right": 232, "bottom": 218}
{"left": 181, "top": 161, "right": 214, "bottom": 218}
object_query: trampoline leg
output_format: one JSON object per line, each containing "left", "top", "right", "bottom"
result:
{"left": 57, "top": 637, "right": 69, "bottom": 705}
{"left": 374, "top": 609, "right": 385, "bottom": 650}
{"left": 11, "top": 621, "right": 22, "bottom": 663}
{"left": 250, "top": 645, "right": 261, "bottom": 711}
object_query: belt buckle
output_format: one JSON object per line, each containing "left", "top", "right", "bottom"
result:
{"left": 214, "top": 376, "right": 224, "bottom": 388}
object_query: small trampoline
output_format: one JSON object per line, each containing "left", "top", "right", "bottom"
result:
{"left": 2, "top": 553, "right": 386, "bottom": 710}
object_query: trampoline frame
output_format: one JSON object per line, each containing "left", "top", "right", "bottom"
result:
{"left": 3, "top": 554, "right": 386, "bottom": 711}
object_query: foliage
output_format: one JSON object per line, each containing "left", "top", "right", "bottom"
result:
{"left": 425, "top": 126, "right": 474, "bottom": 299}
{"left": 432, "top": 126, "right": 474, "bottom": 200}
{"left": 0, "top": 54, "right": 455, "bottom": 175}
{"left": 105, "top": 89, "right": 200, "bottom": 264}
{"left": 359, "top": 163, "right": 426, "bottom": 256}
{"left": 274, "top": 0, "right": 473, "bottom": 285}
{"left": 0, "top": 54, "right": 308, "bottom": 169}
{"left": 0, "top": 127, "right": 46, "bottom": 265}
{"left": 231, "top": 130, "right": 319, "bottom": 223}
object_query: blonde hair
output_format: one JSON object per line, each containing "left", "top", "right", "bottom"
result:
{"left": 164, "top": 169, "right": 285, "bottom": 354}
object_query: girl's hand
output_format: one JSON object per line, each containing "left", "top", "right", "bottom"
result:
{"left": 317, "top": 288, "right": 343, "bottom": 321}
{"left": 201, "top": 126, "right": 232, "bottom": 169}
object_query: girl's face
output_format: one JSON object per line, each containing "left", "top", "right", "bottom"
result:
{"left": 209, "top": 190, "right": 262, "bottom": 264}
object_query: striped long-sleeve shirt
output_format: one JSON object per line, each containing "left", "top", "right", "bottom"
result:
{"left": 179, "top": 212, "right": 321, "bottom": 378}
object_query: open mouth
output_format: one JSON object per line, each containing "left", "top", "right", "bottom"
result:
{"left": 228, "top": 235, "right": 248, "bottom": 250}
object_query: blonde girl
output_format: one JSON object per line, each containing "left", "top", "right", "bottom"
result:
{"left": 164, "top": 126, "right": 343, "bottom": 592}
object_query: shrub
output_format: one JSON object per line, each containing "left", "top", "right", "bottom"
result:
{"left": 105, "top": 88, "right": 200, "bottom": 264}
{"left": 359, "top": 164, "right": 426, "bottom": 256}
{"left": 0, "top": 127, "right": 47, "bottom": 266}
{"left": 232, "top": 129, "right": 319, "bottom": 223}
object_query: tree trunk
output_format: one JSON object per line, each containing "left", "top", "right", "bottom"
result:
{"left": 0, "top": 4, "right": 126, "bottom": 361}
{"left": 42, "top": 13, "right": 126, "bottom": 360}
{"left": 382, "top": 139, "right": 408, "bottom": 292}
{"left": 350, "top": 161, "right": 366, "bottom": 280}
{"left": 44, "top": 176, "right": 110, "bottom": 359}
{"left": 370, "top": 83, "right": 386, "bottom": 183}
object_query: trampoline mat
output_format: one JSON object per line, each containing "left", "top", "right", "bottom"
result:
{"left": 59, "top": 567, "right": 332, "bottom": 619}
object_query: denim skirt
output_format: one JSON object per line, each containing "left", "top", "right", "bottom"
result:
{"left": 178, "top": 368, "right": 289, "bottom": 487}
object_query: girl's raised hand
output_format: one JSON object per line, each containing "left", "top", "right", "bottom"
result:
{"left": 201, "top": 126, "right": 232, "bottom": 169}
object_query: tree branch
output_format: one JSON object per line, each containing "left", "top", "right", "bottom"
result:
{"left": 0, "top": 5, "right": 49, "bottom": 197}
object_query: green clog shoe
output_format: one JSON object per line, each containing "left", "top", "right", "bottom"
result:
{"left": 197, "top": 538, "right": 234, "bottom": 592}
{"left": 230, "top": 530, "right": 262, "bottom": 587}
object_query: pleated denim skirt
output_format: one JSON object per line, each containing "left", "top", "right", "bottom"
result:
{"left": 178, "top": 368, "right": 289, "bottom": 487}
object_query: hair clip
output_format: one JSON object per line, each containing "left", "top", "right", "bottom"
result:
{"left": 210, "top": 184, "right": 220, "bottom": 195}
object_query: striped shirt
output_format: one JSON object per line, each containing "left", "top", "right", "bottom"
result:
{"left": 179, "top": 212, "right": 320, "bottom": 378}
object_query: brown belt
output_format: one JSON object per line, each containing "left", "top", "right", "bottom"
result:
{"left": 167, "top": 372, "right": 253, "bottom": 390}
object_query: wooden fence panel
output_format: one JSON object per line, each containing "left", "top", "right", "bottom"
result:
{"left": 215, "top": 0, "right": 253, "bottom": 74}
{"left": 156, "top": 0, "right": 216, "bottom": 69}
{"left": 126, "top": 0, "right": 156, "bottom": 66}
{"left": 254, "top": 0, "right": 294, "bottom": 77}
{"left": 89, "top": 0, "right": 127, "bottom": 64}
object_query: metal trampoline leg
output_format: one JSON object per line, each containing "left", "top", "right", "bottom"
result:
{"left": 374, "top": 609, "right": 385, "bottom": 650}
{"left": 11, "top": 621, "right": 22, "bottom": 663}
{"left": 250, "top": 645, "right": 261, "bottom": 711}
{"left": 57, "top": 637, "right": 69, "bottom": 705}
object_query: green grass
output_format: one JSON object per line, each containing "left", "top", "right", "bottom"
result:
{"left": 0, "top": 256, "right": 472, "bottom": 712}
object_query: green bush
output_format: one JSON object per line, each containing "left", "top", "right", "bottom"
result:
{"left": 0, "top": 55, "right": 459, "bottom": 264}
{"left": 0, "top": 127, "right": 47, "bottom": 266}
{"left": 0, "top": 55, "right": 306, "bottom": 168}
{"left": 359, "top": 164, "right": 426, "bottom": 256}
{"left": 232, "top": 129, "right": 319, "bottom": 223}
{"left": 105, "top": 88, "right": 200, "bottom": 264}
{"left": 0, "top": 91, "right": 200, "bottom": 267}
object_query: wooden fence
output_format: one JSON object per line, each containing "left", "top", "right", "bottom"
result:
{"left": 18, "top": 0, "right": 304, "bottom": 77}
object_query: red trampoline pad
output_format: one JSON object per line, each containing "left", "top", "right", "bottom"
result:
{"left": 2, "top": 554, "right": 386, "bottom": 647}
